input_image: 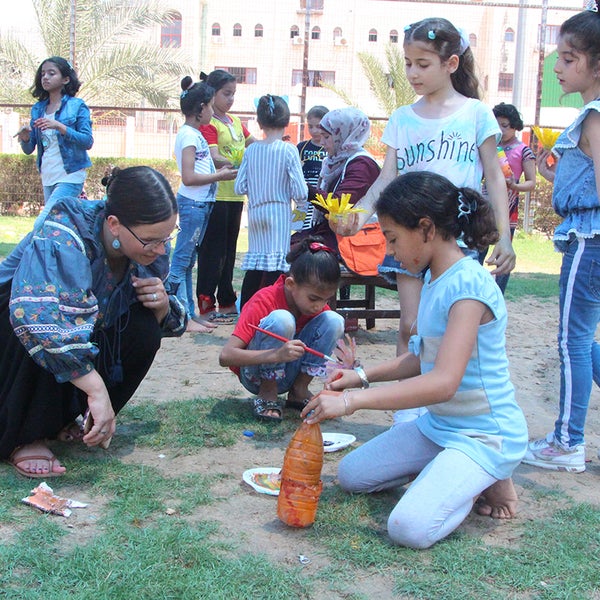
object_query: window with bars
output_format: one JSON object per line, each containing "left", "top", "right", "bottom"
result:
{"left": 215, "top": 66, "right": 257, "bottom": 84}
{"left": 292, "top": 69, "right": 335, "bottom": 87}
{"left": 160, "top": 13, "right": 182, "bottom": 48}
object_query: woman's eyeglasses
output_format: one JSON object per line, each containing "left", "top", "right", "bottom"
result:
{"left": 123, "top": 224, "right": 181, "bottom": 249}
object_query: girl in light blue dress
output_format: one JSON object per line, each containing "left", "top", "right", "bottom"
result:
{"left": 304, "top": 171, "right": 527, "bottom": 549}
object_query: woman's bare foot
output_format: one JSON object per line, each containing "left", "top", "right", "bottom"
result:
{"left": 186, "top": 319, "right": 216, "bottom": 333}
{"left": 9, "top": 441, "right": 66, "bottom": 477}
{"left": 475, "top": 478, "right": 518, "bottom": 519}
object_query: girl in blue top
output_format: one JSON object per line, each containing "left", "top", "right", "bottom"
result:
{"left": 523, "top": 7, "right": 600, "bottom": 473}
{"left": 304, "top": 171, "right": 528, "bottom": 549}
{"left": 16, "top": 56, "right": 93, "bottom": 224}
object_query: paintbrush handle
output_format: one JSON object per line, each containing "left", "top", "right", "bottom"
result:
{"left": 248, "top": 323, "right": 337, "bottom": 361}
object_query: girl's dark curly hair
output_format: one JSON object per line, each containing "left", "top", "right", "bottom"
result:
{"left": 376, "top": 171, "right": 499, "bottom": 251}
{"left": 31, "top": 56, "right": 81, "bottom": 100}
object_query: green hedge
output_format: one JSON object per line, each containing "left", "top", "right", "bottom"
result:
{"left": 0, "top": 154, "right": 180, "bottom": 216}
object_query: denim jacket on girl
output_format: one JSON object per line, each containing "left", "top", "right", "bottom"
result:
{"left": 20, "top": 94, "right": 93, "bottom": 174}
{"left": 552, "top": 99, "right": 600, "bottom": 251}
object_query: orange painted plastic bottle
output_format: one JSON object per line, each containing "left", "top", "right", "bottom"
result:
{"left": 497, "top": 147, "right": 513, "bottom": 179}
{"left": 277, "top": 420, "right": 324, "bottom": 528}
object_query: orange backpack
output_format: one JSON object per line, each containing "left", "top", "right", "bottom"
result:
{"left": 336, "top": 222, "right": 386, "bottom": 277}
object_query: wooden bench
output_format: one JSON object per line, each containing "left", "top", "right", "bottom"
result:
{"left": 329, "top": 271, "right": 400, "bottom": 330}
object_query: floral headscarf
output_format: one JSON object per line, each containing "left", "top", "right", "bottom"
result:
{"left": 318, "top": 107, "right": 371, "bottom": 192}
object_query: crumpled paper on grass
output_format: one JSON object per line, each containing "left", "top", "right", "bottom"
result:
{"left": 22, "top": 482, "right": 87, "bottom": 517}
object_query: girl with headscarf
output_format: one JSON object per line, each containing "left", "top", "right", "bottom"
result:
{"left": 292, "top": 107, "right": 380, "bottom": 251}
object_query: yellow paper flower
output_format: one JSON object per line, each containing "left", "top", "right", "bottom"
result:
{"left": 532, "top": 126, "right": 561, "bottom": 150}
{"left": 222, "top": 147, "right": 245, "bottom": 168}
{"left": 311, "top": 192, "right": 366, "bottom": 219}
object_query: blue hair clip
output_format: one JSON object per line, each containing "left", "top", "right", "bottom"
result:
{"left": 584, "top": 0, "right": 598, "bottom": 11}
{"left": 427, "top": 29, "right": 436, "bottom": 40}
{"left": 403, "top": 24, "right": 412, "bottom": 32}
{"left": 180, "top": 90, "right": 189, "bottom": 98}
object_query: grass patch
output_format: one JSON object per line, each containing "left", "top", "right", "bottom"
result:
{"left": 117, "top": 396, "right": 303, "bottom": 452}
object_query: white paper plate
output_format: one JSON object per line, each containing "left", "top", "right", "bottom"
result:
{"left": 322, "top": 432, "right": 356, "bottom": 453}
{"left": 242, "top": 467, "right": 281, "bottom": 496}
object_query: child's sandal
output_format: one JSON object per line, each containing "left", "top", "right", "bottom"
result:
{"left": 252, "top": 397, "right": 283, "bottom": 422}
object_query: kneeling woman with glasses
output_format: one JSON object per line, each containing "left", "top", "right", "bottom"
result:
{"left": 0, "top": 166, "right": 186, "bottom": 478}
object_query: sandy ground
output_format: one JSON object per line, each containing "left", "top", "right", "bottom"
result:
{"left": 8, "top": 294, "right": 600, "bottom": 598}
{"left": 129, "top": 295, "right": 600, "bottom": 554}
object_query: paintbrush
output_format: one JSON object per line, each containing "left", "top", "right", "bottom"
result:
{"left": 248, "top": 323, "right": 340, "bottom": 363}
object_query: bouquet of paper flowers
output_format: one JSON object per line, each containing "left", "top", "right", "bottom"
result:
{"left": 532, "top": 126, "right": 561, "bottom": 151}
{"left": 311, "top": 192, "right": 366, "bottom": 224}
{"left": 222, "top": 147, "right": 245, "bottom": 168}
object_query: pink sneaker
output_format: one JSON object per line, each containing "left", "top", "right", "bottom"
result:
{"left": 522, "top": 433, "right": 585, "bottom": 473}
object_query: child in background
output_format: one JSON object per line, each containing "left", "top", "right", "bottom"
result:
{"left": 329, "top": 17, "right": 515, "bottom": 357}
{"left": 167, "top": 76, "right": 237, "bottom": 333}
{"left": 297, "top": 105, "right": 329, "bottom": 230}
{"left": 523, "top": 8, "right": 600, "bottom": 473}
{"left": 16, "top": 56, "right": 93, "bottom": 224}
{"left": 303, "top": 171, "right": 528, "bottom": 549}
{"left": 235, "top": 94, "right": 308, "bottom": 308}
{"left": 492, "top": 103, "right": 536, "bottom": 294}
{"left": 220, "top": 238, "right": 344, "bottom": 422}
{"left": 196, "top": 70, "right": 255, "bottom": 323}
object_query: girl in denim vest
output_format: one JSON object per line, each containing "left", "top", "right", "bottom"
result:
{"left": 523, "top": 7, "right": 600, "bottom": 473}
{"left": 17, "top": 56, "right": 93, "bottom": 223}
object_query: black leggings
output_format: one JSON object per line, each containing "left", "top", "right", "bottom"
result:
{"left": 240, "top": 270, "right": 283, "bottom": 310}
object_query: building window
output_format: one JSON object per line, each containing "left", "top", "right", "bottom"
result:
{"left": 311, "top": 26, "right": 321, "bottom": 40}
{"left": 292, "top": 69, "right": 335, "bottom": 87}
{"left": 215, "top": 67, "right": 257, "bottom": 85}
{"left": 233, "top": 23, "right": 242, "bottom": 37}
{"left": 389, "top": 29, "right": 398, "bottom": 43}
{"left": 504, "top": 27, "right": 515, "bottom": 42}
{"left": 469, "top": 33, "right": 477, "bottom": 48}
{"left": 300, "top": 0, "right": 324, "bottom": 9}
{"left": 160, "top": 13, "right": 182, "bottom": 48}
{"left": 333, "top": 27, "right": 342, "bottom": 39}
{"left": 290, "top": 25, "right": 300, "bottom": 38}
{"left": 368, "top": 29, "right": 378, "bottom": 42}
{"left": 212, "top": 23, "right": 221, "bottom": 36}
{"left": 498, "top": 72, "right": 513, "bottom": 92}
{"left": 255, "top": 24, "right": 263, "bottom": 37}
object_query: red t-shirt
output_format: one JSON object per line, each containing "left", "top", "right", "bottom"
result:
{"left": 229, "top": 275, "right": 330, "bottom": 375}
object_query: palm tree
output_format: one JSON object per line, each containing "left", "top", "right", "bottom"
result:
{"left": 322, "top": 43, "right": 415, "bottom": 117}
{"left": 0, "top": 0, "right": 192, "bottom": 108}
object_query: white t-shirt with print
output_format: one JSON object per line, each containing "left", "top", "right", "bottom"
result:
{"left": 381, "top": 98, "right": 501, "bottom": 191}
{"left": 40, "top": 110, "right": 86, "bottom": 187}
{"left": 174, "top": 124, "right": 216, "bottom": 202}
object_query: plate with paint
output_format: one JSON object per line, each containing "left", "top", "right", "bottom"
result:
{"left": 242, "top": 467, "right": 281, "bottom": 496}
{"left": 322, "top": 432, "right": 356, "bottom": 453}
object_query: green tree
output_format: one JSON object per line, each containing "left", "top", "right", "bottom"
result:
{"left": 323, "top": 43, "right": 415, "bottom": 117}
{"left": 0, "top": 0, "right": 192, "bottom": 108}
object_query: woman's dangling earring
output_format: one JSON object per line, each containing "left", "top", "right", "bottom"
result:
{"left": 112, "top": 238, "right": 121, "bottom": 250}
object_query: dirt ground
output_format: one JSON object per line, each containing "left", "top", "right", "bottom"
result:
{"left": 126, "top": 295, "right": 600, "bottom": 562}
{"left": 10, "top": 294, "right": 600, "bottom": 598}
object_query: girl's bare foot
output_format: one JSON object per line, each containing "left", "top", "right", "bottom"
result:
{"left": 9, "top": 441, "right": 66, "bottom": 477}
{"left": 475, "top": 478, "right": 518, "bottom": 519}
{"left": 186, "top": 319, "right": 216, "bottom": 333}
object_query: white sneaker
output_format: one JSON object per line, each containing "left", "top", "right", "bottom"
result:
{"left": 522, "top": 432, "right": 585, "bottom": 473}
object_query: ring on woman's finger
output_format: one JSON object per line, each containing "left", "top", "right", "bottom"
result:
{"left": 152, "top": 293, "right": 157, "bottom": 301}
{"left": 100, "top": 430, "right": 107, "bottom": 434}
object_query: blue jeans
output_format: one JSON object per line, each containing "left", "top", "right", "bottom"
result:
{"left": 555, "top": 236, "right": 600, "bottom": 448}
{"left": 167, "top": 194, "right": 214, "bottom": 319}
{"left": 36, "top": 182, "right": 84, "bottom": 226}
{"left": 239, "top": 309, "right": 344, "bottom": 394}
